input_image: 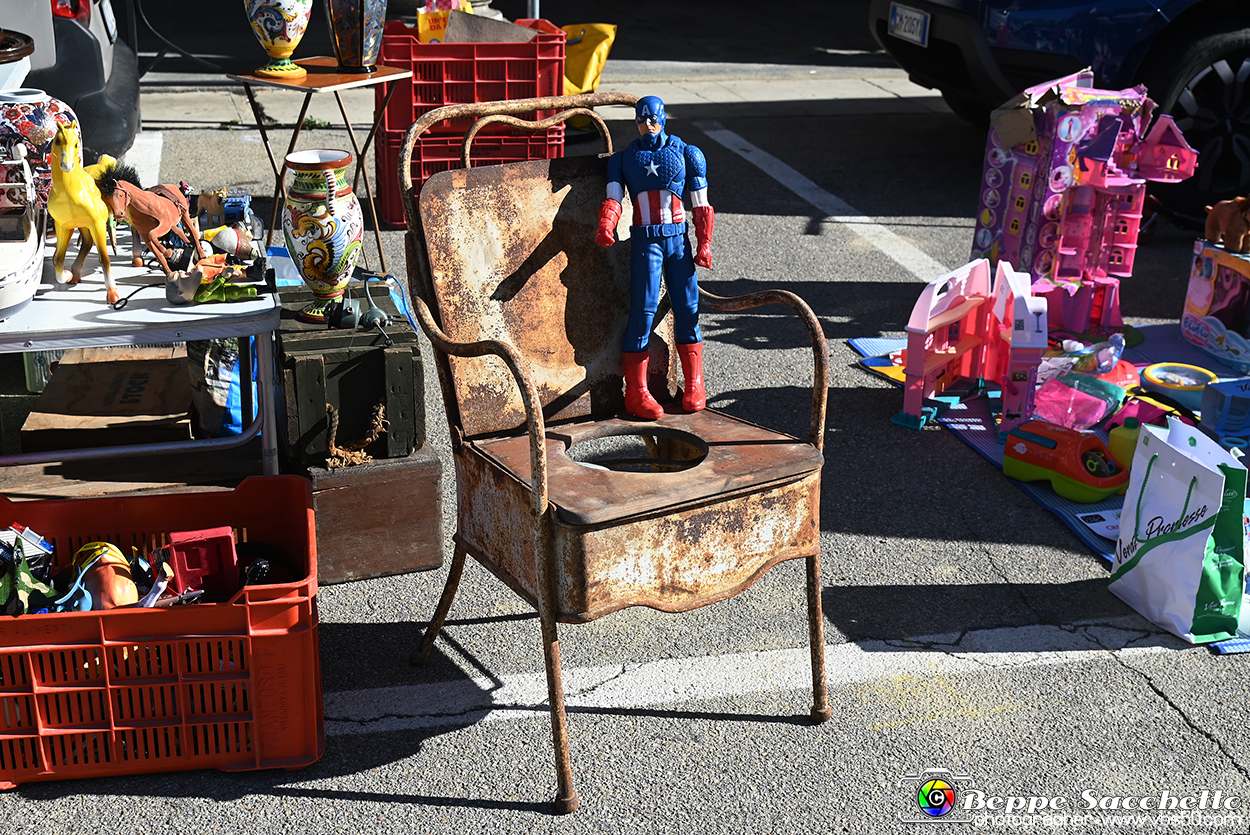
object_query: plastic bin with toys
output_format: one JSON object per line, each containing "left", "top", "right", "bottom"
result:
{"left": 0, "top": 476, "right": 322, "bottom": 788}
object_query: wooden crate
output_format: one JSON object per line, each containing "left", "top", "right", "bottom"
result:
{"left": 277, "top": 284, "right": 426, "bottom": 469}
{"left": 306, "top": 446, "right": 444, "bottom": 583}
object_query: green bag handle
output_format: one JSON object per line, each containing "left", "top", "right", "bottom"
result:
{"left": 1131, "top": 452, "right": 1199, "bottom": 540}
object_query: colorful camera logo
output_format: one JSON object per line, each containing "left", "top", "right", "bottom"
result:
{"left": 918, "top": 778, "right": 956, "bottom": 816}
{"left": 897, "top": 769, "right": 976, "bottom": 823}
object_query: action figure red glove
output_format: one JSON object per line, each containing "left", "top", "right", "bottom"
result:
{"left": 692, "top": 205, "right": 714, "bottom": 268}
{"left": 596, "top": 199, "right": 622, "bottom": 248}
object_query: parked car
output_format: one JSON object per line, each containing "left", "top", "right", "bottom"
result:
{"left": 19, "top": 0, "right": 141, "bottom": 164}
{"left": 868, "top": 0, "right": 1250, "bottom": 222}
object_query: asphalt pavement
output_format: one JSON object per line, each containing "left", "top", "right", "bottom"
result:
{"left": 2, "top": 2, "right": 1248, "bottom": 834}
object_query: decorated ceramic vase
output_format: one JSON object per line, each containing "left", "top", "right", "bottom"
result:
{"left": 245, "top": 0, "right": 314, "bottom": 79}
{"left": 281, "top": 149, "right": 364, "bottom": 323}
{"left": 0, "top": 88, "right": 78, "bottom": 208}
{"left": 325, "top": 0, "right": 388, "bottom": 73}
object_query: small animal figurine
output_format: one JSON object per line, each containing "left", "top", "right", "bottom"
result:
{"left": 1204, "top": 195, "right": 1250, "bottom": 253}
{"left": 198, "top": 186, "right": 228, "bottom": 228}
{"left": 46, "top": 123, "right": 116, "bottom": 303}
{"left": 95, "top": 164, "right": 206, "bottom": 274}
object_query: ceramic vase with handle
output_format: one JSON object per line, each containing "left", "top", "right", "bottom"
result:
{"left": 244, "top": 0, "right": 314, "bottom": 79}
{"left": 0, "top": 88, "right": 77, "bottom": 208}
{"left": 281, "top": 149, "right": 364, "bottom": 323}
{"left": 325, "top": 0, "right": 389, "bottom": 73}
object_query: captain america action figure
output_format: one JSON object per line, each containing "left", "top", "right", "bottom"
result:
{"left": 595, "top": 95, "right": 714, "bottom": 420}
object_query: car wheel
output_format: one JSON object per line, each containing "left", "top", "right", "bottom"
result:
{"left": 941, "top": 89, "right": 991, "bottom": 127}
{"left": 1139, "top": 25, "right": 1250, "bottom": 222}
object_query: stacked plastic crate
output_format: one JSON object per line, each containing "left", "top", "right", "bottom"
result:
{"left": 374, "top": 18, "right": 567, "bottom": 228}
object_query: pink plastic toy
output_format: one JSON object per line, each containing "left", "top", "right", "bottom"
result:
{"left": 985, "top": 259, "right": 1048, "bottom": 440}
{"left": 970, "top": 71, "right": 1197, "bottom": 335}
{"left": 893, "top": 259, "right": 993, "bottom": 429}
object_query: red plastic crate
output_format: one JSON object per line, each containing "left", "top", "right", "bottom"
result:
{"left": 375, "top": 18, "right": 566, "bottom": 137}
{"left": 0, "top": 476, "right": 322, "bottom": 788}
{"left": 376, "top": 123, "right": 564, "bottom": 228}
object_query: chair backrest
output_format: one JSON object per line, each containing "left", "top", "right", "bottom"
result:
{"left": 416, "top": 155, "right": 676, "bottom": 438}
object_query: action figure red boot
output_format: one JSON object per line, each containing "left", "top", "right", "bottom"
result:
{"left": 677, "top": 342, "right": 706, "bottom": 412}
{"left": 622, "top": 350, "right": 664, "bottom": 419}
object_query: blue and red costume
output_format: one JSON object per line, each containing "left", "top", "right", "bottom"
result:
{"left": 596, "top": 96, "right": 714, "bottom": 419}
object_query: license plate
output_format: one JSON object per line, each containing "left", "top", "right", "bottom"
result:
{"left": 888, "top": 3, "right": 930, "bottom": 48}
{"left": 100, "top": 0, "right": 118, "bottom": 43}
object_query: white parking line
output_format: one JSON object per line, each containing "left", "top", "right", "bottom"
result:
{"left": 694, "top": 121, "right": 950, "bottom": 281}
{"left": 124, "top": 130, "right": 163, "bottom": 187}
{"left": 323, "top": 623, "right": 1176, "bottom": 736}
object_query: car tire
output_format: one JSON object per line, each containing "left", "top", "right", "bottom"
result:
{"left": 1138, "top": 24, "right": 1250, "bottom": 223}
{"left": 941, "top": 89, "right": 992, "bottom": 127}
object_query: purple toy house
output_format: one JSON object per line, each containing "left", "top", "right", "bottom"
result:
{"left": 970, "top": 72, "right": 1197, "bottom": 336}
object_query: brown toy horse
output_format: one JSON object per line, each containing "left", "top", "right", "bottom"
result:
{"left": 1204, "top": 196, "right": 1250, "bottom": 253}
{"left": 95, "top": 164, "right": 205, "bottom": 274}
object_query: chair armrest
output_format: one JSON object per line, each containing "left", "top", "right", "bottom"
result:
{"left": 699, "top": 287, "right": 829, "bottom": 450}
{"left": 408, "top": 293, "right": 550, "bottom": 516}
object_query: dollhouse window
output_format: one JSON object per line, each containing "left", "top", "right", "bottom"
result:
{"left": 1009, "top": 218, "right": 1021, "bottom": 234}
{"left": 1014, "top": 195, "right": 1027, "bottom": 211}
{"left": 947, "top": 321, "right": 961, "bottom": 343}
{"left": 1024, "top": 141, "right": 1039, "bottom": 155}
{"left": 1019, "top": 171, "right": 1032, "bottom": 188}
{"left": 1166, "top": 154, "right": 1180, "bottom": 170}
{"left": 1115, "top": 218, "right": 1130, "bottom": 234}
{"left": 1109, "top": 250, "right": 1124, "bottom": 265}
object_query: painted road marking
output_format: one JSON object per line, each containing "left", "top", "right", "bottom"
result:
{"left": 694, "top": 121, "right": 950, "bottom": 281}
{"left": 323, "top": 623, "right": 1177, "bottom": 736}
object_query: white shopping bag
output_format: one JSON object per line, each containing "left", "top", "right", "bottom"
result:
{"left": 1111, "top": 417, "right": 1247, "bottom": 643}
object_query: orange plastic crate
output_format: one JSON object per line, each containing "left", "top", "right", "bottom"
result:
{"left": 0, "top": 476, "right": 322, "bottom": 788}
{"left": 376, "top": 124, "right": 564, "bottom": 228}
{"left": 375, "top": 18, "right": 566, "bottom": 137}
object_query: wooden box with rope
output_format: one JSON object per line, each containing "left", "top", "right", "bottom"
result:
{"left": 276, "top": 283, "right": 443, "bottom": 583}
{"left": 276, "top": 283, "right": 426, "bottom": 470}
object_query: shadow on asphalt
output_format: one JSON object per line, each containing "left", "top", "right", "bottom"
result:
{"left": 821, "top": 579, "right": 1146, "bottom": 645}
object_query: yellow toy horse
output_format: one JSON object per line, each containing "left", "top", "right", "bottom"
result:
{"left": 47, "top": 123, "right": 116, "bottom": 304}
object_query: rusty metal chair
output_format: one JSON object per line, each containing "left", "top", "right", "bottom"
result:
{"left": 399, "top": 94, "right": 831, "bottom": 814}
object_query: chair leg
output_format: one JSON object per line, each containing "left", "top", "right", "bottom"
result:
{"left": 539, "top": 607, "right": 580, "bottom": 814}
{"left": 410, "top": 544, "right": 467, "bottom": 666}
{"left": 805, "top": 553, "right": 832, "bottom": 723}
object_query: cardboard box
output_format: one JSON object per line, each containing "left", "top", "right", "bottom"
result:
{"left": 19, "top": 346, "right": 192, "bottom": 452}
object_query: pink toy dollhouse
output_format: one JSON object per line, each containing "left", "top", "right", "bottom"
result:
{"left": 986, "top": 260, "right": 1048, "bottom": 440}
{"left": 893, "top": 259, "right": 1048, "bottom": 432}
{"left": 892, "top": 260, "right": 993, "bottom": 429}
{"left": 970, "top": 72, "right": 1197, "bottom": 336}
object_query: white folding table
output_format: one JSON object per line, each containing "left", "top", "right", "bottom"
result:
{"left": 0, "top": 234, "right": 281, "bottom": 474}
